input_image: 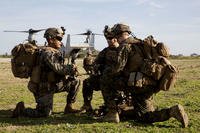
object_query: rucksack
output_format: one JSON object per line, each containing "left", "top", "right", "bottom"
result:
{"left": 126, "top": 36, "right": 177, "bottom": 91}
{"left": 143, "top": 36, "right": 170, "bottom": 59}
{"left": 11, "top": 42, "right": 39, "bottom": 78}
{"left": 158, "top": 63, "right": 177, "bottom": 91}
{"left": 140, "top": 57, "right": 178, "bottom": 91}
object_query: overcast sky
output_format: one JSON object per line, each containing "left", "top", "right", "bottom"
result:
{"left": 0, "top": 0, "right": 200, "bottom": 55}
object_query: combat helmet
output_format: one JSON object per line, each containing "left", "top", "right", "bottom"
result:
{"left": 44, "top": 27, "right": 65, "bottom": 41}
{"left": 111, "top": 23, "right": 131, "bottom": 36}
{"left": 103, "top": 25, "right": 115, "bottom": 39}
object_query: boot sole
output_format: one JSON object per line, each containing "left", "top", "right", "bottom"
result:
{"left": 177, "top": 105, "right": 189, "bottom": 128}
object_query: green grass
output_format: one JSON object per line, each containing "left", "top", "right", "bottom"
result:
{"left": 0, "top": 58, "right": 200, "bottom": 133}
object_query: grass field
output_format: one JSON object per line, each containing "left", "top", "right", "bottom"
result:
{"left": 0, "top": 58, "right": 200, "bottom": 133}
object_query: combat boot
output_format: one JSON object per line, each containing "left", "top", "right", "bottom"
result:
{"left": 169, "top": 104, "right": 189, "bottom": 128}
{"left": 12, "top": 101, "right": 25, "bottom": 118}
{"left": 64, "top": 103, "right": 80, "bottom": 114}
{"left": 102, "top": 109, "right": 120, "bottom": 123}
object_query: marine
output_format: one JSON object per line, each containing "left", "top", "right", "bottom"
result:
{"left": 12, "top": 27, "right": 80, "bottom": 118}
{"left": 103, "top": 23, "right": 188, "bottom": 128}
{"left": 97, "top": 25, "right": 130, "bottom": 123}
{"left": 80, "top": 25, "right": 123, "bottom": 115}
{"left": 83, "top": 51, "right": 94, "bottom": 74}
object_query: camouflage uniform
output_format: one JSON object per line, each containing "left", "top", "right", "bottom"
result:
{"left": 110, "top": 24, "right": 188, "bottom": 126}
{"left": 101, "top": 23, "right": 188, "bottom": 127}
{"left": 13, "top": 27, "right": 80, "bottom": 118}
{"left": 82, "top": 74, "right": 101, "bottom": 111}
{"left": 81, "top": 25, "right": 126, "bottom": 112}
{"left": 22, "top": 47, "right": 80, "bottom": 117}
{"left": 99, "top": 45, "right": 130, "bottom": 110}
{"left": 81, "top": 46, "right": 116, "bottom": 112}
{"left": 117, "top": 37, "right": 171, "bottom": 123}
{"left": 82, "top": 26, "right": 133, "bottom": 121}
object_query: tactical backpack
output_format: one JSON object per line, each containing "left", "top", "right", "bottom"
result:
{"left": 126, "top": 36, "right": 177, "bottom": 91}
{"left": 11, "top": 42, "right": 39, "bottom": 78}
{"left": 140, "top": 57, "right": 178, "bottom": 91}
{"left": 143, "top": 37, "right": 170, "bottom": 59}
{"left": 141, "top": 36, "right": 176, "bottom": 91}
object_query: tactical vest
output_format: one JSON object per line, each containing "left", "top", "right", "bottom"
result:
{"left": 30, "top": 46, "right": 63, "bottom": 84}
{"left": 28, "top": 47, "right": 66, "bottom": 95}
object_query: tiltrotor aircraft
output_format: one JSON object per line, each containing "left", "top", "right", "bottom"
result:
{"left": 63, "top": 29, "right": 103, "bottom": 64}
{"left": 4, "top": 28, "right": 46, "bottom": 44}
{"left": 4, "top": 28, "right": 102, "bottom": 64}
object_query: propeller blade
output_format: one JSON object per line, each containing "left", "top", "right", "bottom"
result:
{"left": 4, "top": 30, "right": 29, "bottom": 33}
{"left": 4, "top": 29, "right": 46, "bottom": 34}
{"left": 75, "top": 33, "right": 90, "bottom": 35}
{"left": 29, "top": 29, "right": 46, "bottom": 33}
{"left": 93, "top": 33, "right": 103, "bottom": 36}
{"left": 73, "top": 33, "right": 103, "bottom": 36}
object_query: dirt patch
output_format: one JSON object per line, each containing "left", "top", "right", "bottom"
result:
{"left": 0, "top": 58, "right": 10, "bottom": 63}
{"left": 1, "top": 125, "right": 21, "bottom": 131}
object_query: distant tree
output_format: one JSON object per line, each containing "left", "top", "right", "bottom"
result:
{"left": 177, "top": 54, "right": 184, "bottom": 57}
{"left": 1, "top": 52, "right": 11, "bottom": 58}
{"left": 190, "top": 53, "right": 198, "bottom": 57}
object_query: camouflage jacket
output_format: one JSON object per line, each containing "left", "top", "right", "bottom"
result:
{"left": 39, "top": 47, "right": 72, "bottom": 83}
{"left": 94, "top": 45, "right": 130, "bottom": 78}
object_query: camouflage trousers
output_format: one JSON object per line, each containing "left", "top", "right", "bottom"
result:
{"left": 23, "top": 77, "right": 80, "bottom": 117}
{"left": 82, "top": 75, "right": 101, "bottom": 105}
{"left": 100, "top": 74, "right": 171, "bottom": 123}
{"left": 120, "top": 86, "right": 171, "bottom": 123}
{"left": 100, "top": 75, "right": 127, "bottom": 110}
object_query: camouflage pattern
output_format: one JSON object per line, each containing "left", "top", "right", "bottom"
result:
{"left": 109, "top": 36, "right": 180, "bottom": 124}
{"left": 81, "top": 46, "right": 112, "bottom": 110}
{"left": 120, "top": 87, "right": 171, "bottom": 123}
{"left": 81, "top": 42, "right": 128, "bottom": 111}
{"left": 85, "top": 26, "right": 135, "bottom": 115}
{"left": 44, "top": 27, "right": 65, "bottom": 40}
{"left": 98, "top": 45, "right": 129, "bottom": 110}
{"left": 83, "top": 54, "right": 94, "bottom": 74}
{"left": 22, "top": 46, "right": 80, "bottom": 117}
{"left": 82, "top": 75, "right": 101, "bottom": 106}
{"left": 111, "top": 23, "right": 132, "bottom": 35}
